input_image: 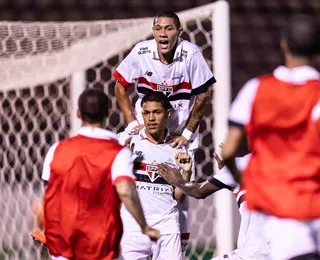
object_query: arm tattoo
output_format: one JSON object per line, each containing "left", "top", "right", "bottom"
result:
{"left": 186, "top": 90, "right": 211, "bottom": 132}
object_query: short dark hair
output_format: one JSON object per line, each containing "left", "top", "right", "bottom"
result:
{"left": 141, "top": 92, "right": 172, "bottom": 110}
{"left": 78, "top": 88, "right": 109, "bottom": 124}
{"left": 153, "top": 11, "right": 181, "bottom": 29}
{"left": 282, "top": 14, "right": 320, "bottom": 57}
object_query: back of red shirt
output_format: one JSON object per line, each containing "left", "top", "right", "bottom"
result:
{"left": 245, "top": 75, "right": 320, "bottom": 219}
{"left": 44, "top": 135, "right": 124, "bottom": 260}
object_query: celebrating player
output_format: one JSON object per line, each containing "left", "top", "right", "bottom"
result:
{"left": 118, "top": 92, "right": 192, "bottom": 259}
{"left": 37, "top": 88, "right": 160, "bottom": 260}
{"left": 113, "top": 10, "right": 216, "bottom": 253}
{"left": 222, "top": 14, "right": 320, "bottom": 260}
{"left": 158, "top": 149, "right": 271, "bottom": 260}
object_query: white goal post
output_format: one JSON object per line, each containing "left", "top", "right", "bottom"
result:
{"left": 0, "top": 1, "right": 234, "bottom": 259}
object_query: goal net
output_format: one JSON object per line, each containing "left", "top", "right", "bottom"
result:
{"left": 0, "top": 1, "right": 232, "bottom": 259}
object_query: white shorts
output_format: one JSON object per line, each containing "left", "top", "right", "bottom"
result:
{"left": 263, "top": 214, "right": 320, "bottom": 260}
{"left": 120, "top": 233, "right": 182, "bottom": 260}
{"left": 236, "top": 205, "right": 270, "bottom": 259}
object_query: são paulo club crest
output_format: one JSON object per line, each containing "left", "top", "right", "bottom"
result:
{"left": 157, "top": 85, "right": 173, "bottom": 97}
{"left": 146, "top": 164, "right": 160, "bottom": 182}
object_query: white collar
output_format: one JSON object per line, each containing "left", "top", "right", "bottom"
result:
{"left": 273, "top": 65, "right": 320, "bottom": 84}
{"left": 138, "top": 127, "right": 170, "bottom": 143}
{"left": 78, "top": 126, "right": 118, "bottom": 141}
{"left": 152, "top": 38, "right": 184, "bottom": 61}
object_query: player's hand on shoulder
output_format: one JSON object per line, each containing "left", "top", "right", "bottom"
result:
{"left": 132, "top": 124, "right": 145, "bottom": 134}
{"left": 175, "top": 152, "right": 192, "bottom": 172}
{"left": 166, "top": 135, "right": 189, "bottom": 149}
{"left": 142, "top": 227, "right": 160, "bottom": 242}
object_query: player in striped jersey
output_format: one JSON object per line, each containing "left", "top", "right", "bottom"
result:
{"left": 158, "top": 151, "right": 271, "bottom": 260}
{"left": 113, "top": 12, "right": 216, "bottom": 252}
{"left": 118, "top": 92, "right": 193, "bottom": 260}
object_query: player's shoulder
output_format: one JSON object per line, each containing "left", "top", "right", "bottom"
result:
{"left": 117, "top": 130, "right": 144, "bottom": 145}
{"left": 132, "top": 39, "right": 156, "bottom": 54}
{"left": 180, "top": 39, "right": 201, "bottom": 55}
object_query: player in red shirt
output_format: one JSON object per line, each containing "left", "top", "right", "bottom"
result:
{"left": 34, "top": 88, "right": 159, "bottom": 260}
{"left": 222, "top": 15, "right": 320, "bottom": 260}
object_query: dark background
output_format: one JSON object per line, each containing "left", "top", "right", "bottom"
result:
{"left": 1, "top": 0, "right": 319, "bottom": 99}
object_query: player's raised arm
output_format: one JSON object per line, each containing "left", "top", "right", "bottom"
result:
{"left": 158, "top": 163, "right": 220, "bottom": 199}
{"left": 158, "top": 152, "right": 221, "bottom": 200}
{"left": 221, "top": 126, "right": 244, "bottom": 184}
{"left": 114, "top": 81, "right": 136, "bottom": 124}
{"left": 168, "top": 89, "right": 211, "bottom": 149}
{"left": 172, "top": 152, "right": 193, "bottom": 203}
{"left": 114, "top": 81, "right": 145, "bottom": 133}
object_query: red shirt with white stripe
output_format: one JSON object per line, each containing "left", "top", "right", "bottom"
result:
{"left": 42, "top": 127, "right": 135, "bottom": 260}
{"left": 113, "top": 38, "right": 215, "bottom": 149}
{"left": 229, "top": 65, "right": 320, "bottom": 219}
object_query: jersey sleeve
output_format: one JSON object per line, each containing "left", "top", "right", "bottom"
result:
{"left": 188, "top": 51, "right": 216, "bottom": 95}
{"left": 229, "top": 78, "right": 260, "bottom": 127}
{"left": 112, "top": 45, "right": 140, "bottom": 88}
{"left": 208, "top": 154, "right": 251, "bottom": 191}
{"left": 208, "top": 166, "right": 238, "bottom": 191}
{"left": 111, "top": 147, "right": 136, "bottom": 184}
{"left": 41, "top": 142, "right": 59, "bottom": 181}
{"left": 117, "top": 130, "right": 132, "bottom": 146}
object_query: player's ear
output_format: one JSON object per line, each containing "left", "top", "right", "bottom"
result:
{"left": 167, "top": 108, "right": 172, "bottom": 118}
{"left": 178, "top": 27, "right": 183, "bottom": 36}
{"left": 152, "top": 26, "right": 155, "bottom": 38}
{"left": 280, "top": 39, "right": 288, "bottom": 54}
{"left": 77, "top": 108, "right": 81, "bottom": 119}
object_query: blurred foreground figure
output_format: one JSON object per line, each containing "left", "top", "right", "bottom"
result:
{"left": 222, "top": 15, "right": 320, "bottom": 260}
{"left": 35, "top": 88, "right": 159, "bottom": 260}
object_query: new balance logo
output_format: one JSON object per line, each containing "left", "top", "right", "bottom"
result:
{"left": 145, "top": 71, "right": 153, "bottom": 77}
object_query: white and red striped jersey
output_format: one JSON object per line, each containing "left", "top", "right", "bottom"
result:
{"left": 118, "top": 129, "right": 186, "bottom": 235}
{"left": 113, "top": 38, "right": 216, "bottom": 149}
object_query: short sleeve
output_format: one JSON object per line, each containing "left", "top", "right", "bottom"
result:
{"left": 229, "top": 78, "right": 260, "bottom": 126}
{"left": 41, "top": 143, "right": 59, "bottom": 181}
{"left": 117, "top": 131, "right": 132, "bottom": 146}
{"left": 188, "top": 51, "right": 216, "bottom": 95}
{"left": 112, "top": 45, "right": 140, "bottom": 88}
{"left": 111, "top": 147, "right": 136, "bottom": 184}
{"left": 209, "top": 166, "right": 238, "bottom": 191}
{"left": 208, "top": 154, "right": 251, "bottom": 190}
{"left": 235, "top": 154, "right": 251, "bottom": 171}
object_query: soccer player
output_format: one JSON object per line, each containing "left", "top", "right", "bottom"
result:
{"left": 158, "top": 151, "right": 271, "bottom": 260}
{"left": 113, "top": 10, "right": 216, "bottom": 253}
{"left": 39, "top": 88, "right": 160, "bottom": 260}
{"left": 221, "top": 15, "right": 320, "bottom": 260}
{"left": 118, "top": 92, "right": 192, "bottom": 260}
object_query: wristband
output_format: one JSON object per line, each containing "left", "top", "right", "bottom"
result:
{"left": 127, "top": 120, "right": 139, "bottom": 130}
{"left": 182, "top": 128, "right": 193, "bottom": 141}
